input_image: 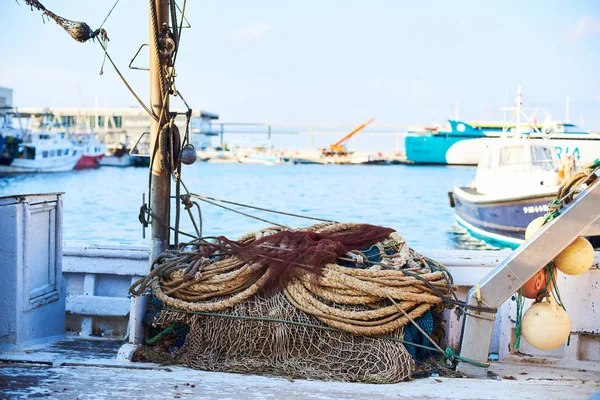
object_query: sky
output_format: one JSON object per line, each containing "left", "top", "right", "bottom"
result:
{"left": 1, "top": 0, "right": 600, "bottom": 130}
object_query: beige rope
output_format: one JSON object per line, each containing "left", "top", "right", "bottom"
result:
{"left": 137, "top": 223, "right": 456, "bottom": 337}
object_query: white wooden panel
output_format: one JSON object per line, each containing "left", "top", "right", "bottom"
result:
{"left": 66, "top": 296, "right": 130, "bottom": 317}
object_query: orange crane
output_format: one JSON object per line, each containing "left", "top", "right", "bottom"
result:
{"left": 323, "top": 117, "right": 375, "bottom": 156}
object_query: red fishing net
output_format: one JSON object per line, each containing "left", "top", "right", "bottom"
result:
{"left": 198, "top": 224, "right": 395, "bottom": 288}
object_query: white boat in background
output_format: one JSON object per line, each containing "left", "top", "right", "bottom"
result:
{"left": 405, "top": 86, "right": 600, "bottom": 165}
{"left": 0, "top": 130, "right": 81, "bottom": 175}
{"left": 449, "top": 84, "right": 600, "bottom": 249}
{"left": 449, "top": 138, "right": 561, "bottom": 247}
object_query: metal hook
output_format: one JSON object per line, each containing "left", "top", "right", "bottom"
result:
{"left": 129, "top": 131, "right": 150, "bottom": 157}
{"left": 128, "top": 43, "right": 149, "bottom": 71}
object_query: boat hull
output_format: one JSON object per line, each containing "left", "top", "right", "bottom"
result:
{"left": 99, "top": 154, "right": 150, "bottom": 167}
{"left": 0, "top": 153, "right": 81, "bottom": 175}
{"left": 74, "top": 154, "right": 104, "bottom": 170}
{"left": 450, "top": 188, "right": 555, "bottom": 248}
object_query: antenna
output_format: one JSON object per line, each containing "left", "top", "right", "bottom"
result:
{"left": 514, "top": 83, "right": 522, "bottom": 138}
{"left": 503, "top": 88, "right": 508, "bottom": 125}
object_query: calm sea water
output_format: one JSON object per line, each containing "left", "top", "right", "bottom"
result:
{"left": 0, "top": 163, "right": 498, "bottom": 251}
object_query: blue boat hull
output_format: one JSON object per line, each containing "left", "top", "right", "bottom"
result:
{"left": 450, "top": 189, "right": 555, "bottom": 248}
{"left": 405, "top": 135, "right": 465, "bottom": 164}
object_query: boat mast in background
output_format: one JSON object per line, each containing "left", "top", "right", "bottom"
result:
{"left": 514, "top": 83, "right": 522, "bottom": 138}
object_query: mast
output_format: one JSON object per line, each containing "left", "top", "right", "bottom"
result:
{"left": 514, "top": 83, "right": 522, "bottom": 138}
{"left": 149, "top": 0, "right": 171, "bottom": 260}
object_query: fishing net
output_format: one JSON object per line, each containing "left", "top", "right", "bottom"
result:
{"left": 22, "top": 0, "right": 108, "bottom": 43}
{"left": 131, "top": 223, "right": 457, "bottom": 383}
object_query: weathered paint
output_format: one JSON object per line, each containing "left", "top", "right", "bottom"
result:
{"left": 0, "top": 193, "right": 65, "bottom": 349}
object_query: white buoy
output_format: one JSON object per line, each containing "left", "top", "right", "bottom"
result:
{"left": 525, "top": 217, "right": 546, "bottom": 240}
{"left": 553, "top": 236, "right": 594, "bottom": 276}
{"left": 522, "top": 297, "right": 571, "bottom": 350}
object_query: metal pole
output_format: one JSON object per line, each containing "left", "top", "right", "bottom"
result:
{"left": 150, "top": 0, "right": 171, "bottom": 258}
{"left": 129, "top": 0, "right": 172, "bottom": 346}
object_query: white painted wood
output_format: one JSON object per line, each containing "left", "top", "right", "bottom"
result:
{"left": 66, "top": 296, "right": 130, "bottom": 317}
{"left": 129, "top": 276, "right": 147, "bottom": 345}
{"left": 63, "top": 255, "right": 149, "bottom": 277}
{"left": 0, "top": 194, "right": 65, "bottom": 348}
{"left": 79, "top": 274, "right": 97, "bottom": 337}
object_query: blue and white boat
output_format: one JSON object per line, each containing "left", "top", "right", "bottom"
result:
{"left": 449, "top": 138, "right": 561, "bottom": 248}
{"left": 448, "top": 83, "right": 600, "bottom": 248}
{"left": 405, "top": 99, "right": 600, "bottom": 166}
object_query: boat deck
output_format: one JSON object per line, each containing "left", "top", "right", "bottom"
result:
{"left": 1, "top": 337, "right": 598, "bottom": 399}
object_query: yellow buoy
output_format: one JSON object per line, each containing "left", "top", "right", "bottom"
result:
{"left": 525, "top": 217, "right": 546, "bottom": 240}
{"left": 521, "top": 298, "right": 571, "bottom": 350}
{"left": 553, "top": 236, "right": 594, "bottom": 276}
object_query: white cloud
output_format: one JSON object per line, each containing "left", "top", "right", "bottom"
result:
{"left": 228, "top": 21, "right": 271, "bottom": 47}
{"left": 571, "top": 16, "right": 600, "bottom": 41}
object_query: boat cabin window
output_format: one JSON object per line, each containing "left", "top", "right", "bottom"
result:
{"left": 57, "top": 149, "right": 62, "bottom": 156}
{"left": 499, "top": 146, "right": 524, "bottom": 166}
{"left": 42, "top": 150, "right": 48, "bottom": 158}
{"left": 65, "top": 148, "right": 69, "bottom": 155}
{"left": 18, "top": 146, "right": 36, "bottom": 160}
{"left": 50, "top": 150, "right": 56, "bottom": 157}
{"left": 531, "top": 146, "right": 555, "bottom": 170}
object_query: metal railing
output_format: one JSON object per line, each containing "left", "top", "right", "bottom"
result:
{"left": 204, "top": 122, "right": 408, "bottom": 152}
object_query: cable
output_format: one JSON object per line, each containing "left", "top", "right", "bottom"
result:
{"left": 188, "top": 193, "right": 337, "bottom": 223}
{"left": 99, "top": 0, "right": 121, "bottom": 30}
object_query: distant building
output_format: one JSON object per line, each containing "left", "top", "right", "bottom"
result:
{"left": 11, "top": 106, "right": 219, "bottom": 148}
{"left": 0, "top": 87, "right": 13, "bottom": 108}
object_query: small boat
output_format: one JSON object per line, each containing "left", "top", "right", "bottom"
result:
{"left": 237, "top": 152, "right": 287, "bottom": 165}
{"left": 72, "top": 133, "right": 107, "bottom": 169}
{"left": 0, "top": 130, "right": 82, "bottom": 175}
{"left": 449, "top": 138, "right": 561, "bottom": 248}
{"left": 99, "top": 130, "right": 150, "bottom": 168}
{"left": 447, "top": 84, "right": 600, "bottom": 248}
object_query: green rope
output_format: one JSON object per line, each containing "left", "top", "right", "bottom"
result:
{"left": 443, "top": 347, "right": 489, "bottom": 369}
{"left": 513, "top": 263, "right": 571, "bottom": 351}
{"left": 513, "top": 288, "right": 525, "bottom": 350}
{"left": 543, "top": 208, "right": 559, "bottom": 224}
{"left": 155, "top": 306, "right": 490, "bottom": 369}
{"left": 145, "top": 323, "right": 189, "bottom": 344}
{"left": 548, "top": 264, "right": 571, "bottom": 346}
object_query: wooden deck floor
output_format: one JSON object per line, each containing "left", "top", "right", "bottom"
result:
{"left": 1, "top": 338, "right": 598, "bottom": 400}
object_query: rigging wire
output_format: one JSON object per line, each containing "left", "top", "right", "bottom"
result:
{"left": 99, "top": 0, "right": 122, "bottom": 30}
{"left": 187, "top": 193, "right": 337, "bottom": 224}
{"left": 172, "top": 0, "right": 187, "bottom": 66}
{"left": 97, "top": 40, "right": 158, "bottom": 121}
{"left": 196, "top": 196, "right": 289, "bottom": 228}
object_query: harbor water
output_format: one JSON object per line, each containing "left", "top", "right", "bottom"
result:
{"left": 0, "top": 163, "right": 497, "bottom": 251}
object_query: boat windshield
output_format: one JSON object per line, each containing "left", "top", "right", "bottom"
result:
{"left": 497, "top": 145, "right": 556, "bottom": 171}
{"left": 499, "top": 146, "right": 524, "bottom": 167}
{"left": 531, "top": 146, "right": 556, "bottom": 171}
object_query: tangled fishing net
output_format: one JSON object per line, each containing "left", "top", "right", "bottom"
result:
{"left": 130, "top": 223, "right": 457, "bottom": 383}
{"left": 22, "top": 0, "right": 108, "bottom": 43}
